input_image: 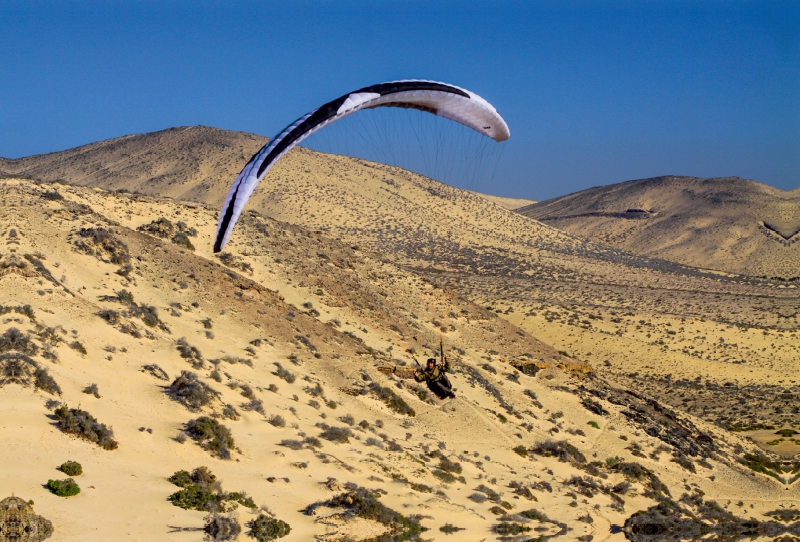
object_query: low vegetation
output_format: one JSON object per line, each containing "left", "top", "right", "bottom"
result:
{"left": 248, "top": 514, "right": 292, "bottom": 541}
{"left": 60, "top": 461, "right": 82, "bottom": 476}
{"left": 273, "top": 363, "right": 296, "bottom": 383}
{"left": 168, "top": 467, "right": 256, "bottom": 512}
{"left": 184, "top": 417, "right": 234, "bottom": 459}
{"left": 217, "top": 252, "right": 253, "bottom": 274}
{"left": 319, "top": 426, "right": 353, "bottom": 444}
{"left": 68, "top": 341, "right": 87, "bottom": 355}
{"left": 99, "top": 289, "right": 167, "bottom": 330}
{"left": 54, "top": 405, "right": 118, "bottom": 450}
{"left": 437, "top": 457, "right": 462, "bottom": 474}
{"left": 137, "top": 217, "right": 197, "bottom": 250}
{"left": 432, "top": 469, "right": 459, "bottom": 484}
{"left": 530, "top": 440, "right": 586, "bottom": 464}
{"left": 739, "top": 452, "right": 784, "bottom": 481}
{"left": 142, "top": 363, "right": 169, "bottom": 381}
{"left": 368, "top": 382, "right": 415, "bottom": 417}
{"left": 46, "top": 478, "right": 80, "bottom": 497}
{"left": 82, "top": 383, "right": 101, "bottom": 398}
{"left": 167, "top": 371, "right": 219, "bottom": 411}
{"left": 73, "top": 227, "right": 130, "bottom": 265}
{"left": 176, "top": 337, "right": 204, "bottom": 368}
{"left": 267, "top": 414, "right": 286, "bottom": 427}
{"left": 304, "top": 486, "right": 422, "bottom": 540}
{"left": 34, "top": 366, "right": 61, "bottom": 396}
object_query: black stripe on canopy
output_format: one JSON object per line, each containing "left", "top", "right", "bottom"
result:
{"left": 255, "top": 81, "right": 469, "bottom": 178}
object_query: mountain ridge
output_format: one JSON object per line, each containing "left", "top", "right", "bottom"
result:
{"left": 517, "top": 175, "right": 800, "bottom": 277}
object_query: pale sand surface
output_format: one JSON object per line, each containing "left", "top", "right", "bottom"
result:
{"left": 467, "top": 191, "right": 536, "bottom": 210}
{"left": 1, "top": 147, "right": 799, "bottom": 540}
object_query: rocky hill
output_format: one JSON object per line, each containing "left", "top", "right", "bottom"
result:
{"left": 517, "top": 176, "right": 800, "bottom": 278}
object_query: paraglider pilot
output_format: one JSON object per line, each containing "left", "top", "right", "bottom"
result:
{"left": 414, "top": 356, "right": 456, "bottom": 400}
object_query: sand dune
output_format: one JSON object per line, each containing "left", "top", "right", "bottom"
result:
{"left": 3, "top": 127, "right": 800, "bottom": 540}
{"left": 2, "top": 178, "right": 797, "bottom": 541}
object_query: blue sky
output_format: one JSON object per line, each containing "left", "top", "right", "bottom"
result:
{"left": 1, "top": 1, "right": 798, "bottom": 199}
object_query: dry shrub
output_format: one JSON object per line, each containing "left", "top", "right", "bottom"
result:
{"left": 74, "top": 227, "right": 130, "bottom": 265}
{"left": 54, "top": 405, "right": 118, "bottom": 450}
{"left": 168, "top": 371, "right": 219, "bottom": 411}
{"left": 319, "top": 426, "right": 352, "bottom": 444}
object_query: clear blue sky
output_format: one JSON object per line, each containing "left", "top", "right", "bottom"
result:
{"left": 2, "top": 1, "right": 798, "bottom": 199}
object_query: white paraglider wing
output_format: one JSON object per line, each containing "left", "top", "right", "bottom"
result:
{"left": 214, "top": 80, "right": 509, "bottom": 252}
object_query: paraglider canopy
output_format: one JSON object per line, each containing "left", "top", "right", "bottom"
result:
{"left": 214, "top": 79, "right": 509, "bottom": 253}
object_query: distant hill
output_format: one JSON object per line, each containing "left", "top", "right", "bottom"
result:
{"left": 0, "top": 125, "right": 622, "bottom": 278}
{"left": 2, "top": 126, "right": 749, "bottom": 287}
{"left": 517, "top": 176, "right": 800, "bottom": 277}
{"left": 0, "top": 125, "right": 264, "bottom": 202}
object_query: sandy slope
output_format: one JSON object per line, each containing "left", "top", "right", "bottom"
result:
{"left": 3, "top": 125, "right": 800, "bottom": 541}
{"left": 2, "top": 178, "right": 796, "bottom": 542}
{"left": 467, "top": 192, "right": 536, "bottom": 210}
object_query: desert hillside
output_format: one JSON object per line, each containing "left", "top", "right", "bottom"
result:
{"left": 4, "top": 127, "right": 800, "bottom": 539}
{"left": 516, "top": 176, "right": 800, "bottom": 278}
{"left": 3, "top": 128, "right": 800, "bottom": 430}
{"left": 0, "top": 126, "right": 265, "bottom": 201}
{"left": 2, "top": 178, "right": 799, "bottom": 541}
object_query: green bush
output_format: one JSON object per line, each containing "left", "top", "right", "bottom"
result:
{"left": 249, "top": 514, "right": 292, "bottom": 541}
{"left": 169, "top": 482, "right": 220, "bottom": 511}
{"left": 47, "top": 478, "right": 80, "bottom": 497}
{"left": 512, "top": 445, "right": 528, "bottom": 457}
{"left": 60, "top": 461, "right": 82, "bottom": 476}
{"left": 587, "top": 421, "right": 600, "bottom": 429}
{"left": 440, "top": 523, "right": 464, "bottom": 533}
{"left": 185, "top": 417, "right": 234, "bottom": 459}
{"left": 168, "top": 466, "right": 256, "bottom": 513}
